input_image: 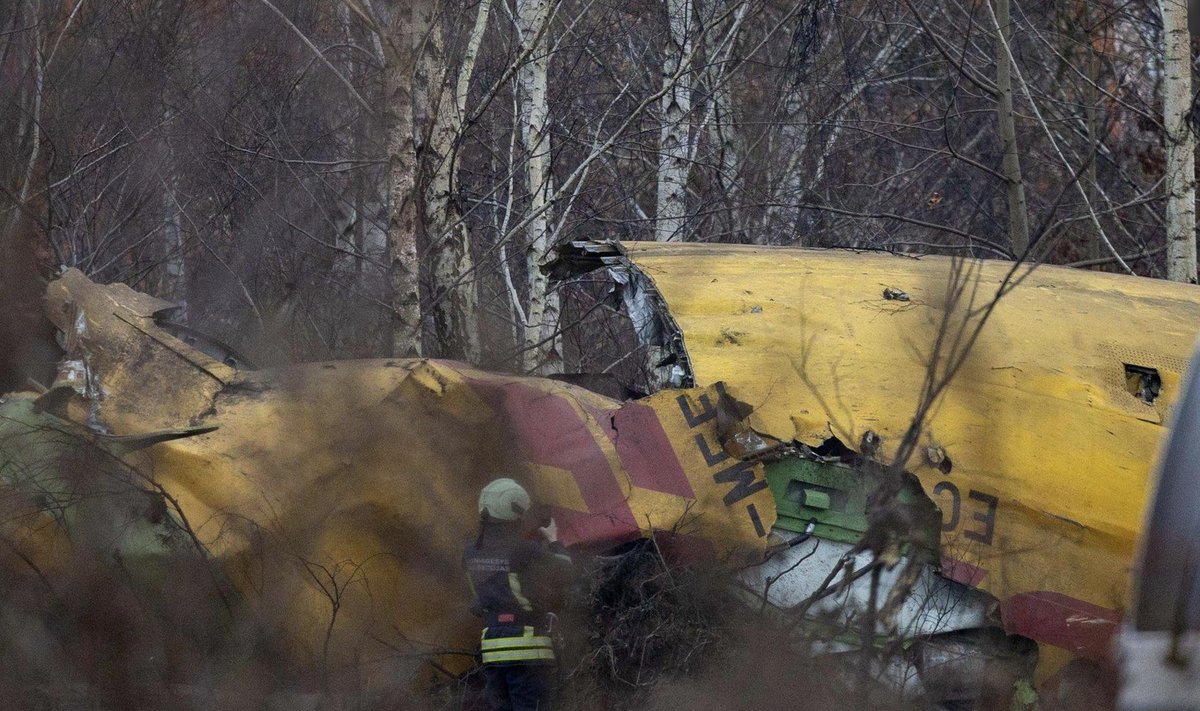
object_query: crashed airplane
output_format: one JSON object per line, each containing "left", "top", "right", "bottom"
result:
{"left": 2, "top": 240, "right": 1198, "bottom": 702}
{"left": 548, "top": 240, "right": 1200, "bottom": 679}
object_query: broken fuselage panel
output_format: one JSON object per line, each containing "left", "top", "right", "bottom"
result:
{"left": 550, "top": 240, "right": 1200, "bottom": 670}
{"left": 5, "top": 269, "right": 788, "bottom": 685}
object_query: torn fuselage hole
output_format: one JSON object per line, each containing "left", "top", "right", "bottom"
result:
{"left": 547, "top": 244, "right": 695, "bottom": 395}
{"left": 926, "top": 446, "right": 953, "bottom": 475}
{"left": 809, "top": 435, "right": 862, "bottom": 466}
{"left": 936, "top": 455, "right": 953, "bottom": 475}
{"left": 1124, "top": 364, "right": 1162, "bottom": 404}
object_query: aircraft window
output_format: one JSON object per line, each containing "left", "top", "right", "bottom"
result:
{"left": 1125, "top": 364, "right": 1162, "bottom": 405}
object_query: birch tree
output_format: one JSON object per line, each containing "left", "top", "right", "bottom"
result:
{"left": 516, "top": 0, "right": 558, "bottom": 373}
{"left": 423, "top": 0, "right": 494, "bottom": 362}
{"left": 384, "top": 1, "right": 430, "bottom": 356}
{"left": 655, "top": 0, "right": 695, "bottom": 242}
{"left": 1161, "top": 0, "right": 1196, "bottom": 282}
{"left": 4, "top": 0, "right": 1195, "bottom": 378}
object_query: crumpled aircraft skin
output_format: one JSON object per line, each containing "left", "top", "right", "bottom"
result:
{"left": 6, "top": 268, "right": 774, "bottom": 678}
{"left": 554, "top": 240, "right": 1200, "bottom": 665}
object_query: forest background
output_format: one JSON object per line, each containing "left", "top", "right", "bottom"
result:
{"left": 1, "top": 0, "right": 1196, "bottom": 388}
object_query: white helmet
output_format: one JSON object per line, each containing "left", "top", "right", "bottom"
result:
{"left": 478, "top": 478, "right": 531, "bottom": 521}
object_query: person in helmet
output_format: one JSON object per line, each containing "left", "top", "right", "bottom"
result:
{"left": 464, "top": 478, "right": 573, "bottom": 711}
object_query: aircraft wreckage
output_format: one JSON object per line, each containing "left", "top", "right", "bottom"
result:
{"left": 2, "top": 241, "right": 1199, "bottom": 702}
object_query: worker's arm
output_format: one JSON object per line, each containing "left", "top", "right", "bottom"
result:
{"left": 537, "top": 517, "right": 573, "bottom": 566}
{"left": 514, "top": 517, "right": 575, "bottom": 612}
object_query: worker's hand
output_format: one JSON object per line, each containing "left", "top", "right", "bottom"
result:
{"left": 539, "top": 517, "right": 558, "bottom": 543}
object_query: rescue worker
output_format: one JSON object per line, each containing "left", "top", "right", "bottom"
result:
{"left": 464, "top": 478, "right": 573, "bottom": 711}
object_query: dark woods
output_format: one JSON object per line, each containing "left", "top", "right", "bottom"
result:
{"left": 0, "top": 0, "right": 1186, "bottom": 385}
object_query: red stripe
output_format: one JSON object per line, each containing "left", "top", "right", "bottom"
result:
{"left": 1000, "top": 591, "right": 1120, "bottom": 659}
{"left": 941, "top": 556, "right": 988, "bottom": 587}
{"left": 549, "top": 506, "right": 642, "bottom": 552}
{"left": 587, "top": 403, "right": 696, "bottom": 499}
{"left": 467, "top": 379, "right": 638, "bottom": 547}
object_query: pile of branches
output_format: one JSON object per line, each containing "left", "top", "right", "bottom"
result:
{"left": 557, "top": 539, "right": 738, "bottom": 707}
{"left": 542, "top": 536, "right": 915, "bottom": 711}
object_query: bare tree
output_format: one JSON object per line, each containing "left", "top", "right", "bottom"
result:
{"left": 384, "top": 1, "right": 430, "bottom": 356}
{"left": 656, "top": 0, "right": 695, "bottom": 242}
{"left": 0, "top": 0, "right": 1193, "bottom": 378}
{"left": 516, "top": 0, "right": 558, "bottom": 373}
{"left": 1161, "top": 0, "right": 1196, "bottom": 282}
{"left": 424, "top": 0, "right": 494, "bottom": 362}
{"left": 991, "top": 0, "right": 1030, "bottom": 255}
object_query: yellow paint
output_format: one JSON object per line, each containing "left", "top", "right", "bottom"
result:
{"left": 35, "top": 246, "right": 1187, "bottom": 682}
{"left": 619, "top": 241, "right": 1200, "bottom": 643}
{"left": 28, "top": 270, "right": 775, "bottom": 684}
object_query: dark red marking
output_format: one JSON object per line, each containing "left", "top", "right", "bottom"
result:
{"left": 1000, "top": 591, "right": 1120, "bottom": 659}
{"left": 941, "top": 556, "right": 988, "bottom": 587}
{"left": 550, "top": 506, "right": 642, "bottom": 552}
{"left": 468, "top": 379, "right": 638, "bottom": 547}
{"left": 588, "top": 402, "right": 696, "bottom": 499}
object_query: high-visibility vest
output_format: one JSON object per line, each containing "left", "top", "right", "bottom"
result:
{"left": 480, "top": 625, "right": 555, "bottom": 665}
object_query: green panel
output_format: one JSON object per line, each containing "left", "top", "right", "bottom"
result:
{"left": 765, "top": 457, "right": 870, "bottom": 544}
{"left": 765, "top": 456, "right": 940, "bottom": 552}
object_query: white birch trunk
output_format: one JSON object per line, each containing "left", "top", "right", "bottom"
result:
{"left": 655, "top": 0, "right": 694, "bottom": 242}
{"left": 424, "top": 0, "right": 493, "bottom": 362}
{"left": 517, "top": 0, "right": 558, "bottom": 373}
{"left": 384, "top": 2, "right": 428, "bottom": 356}
{"left": 710, "top": 85, "right": 741, "bottom": 236}
{"left": 1162, "top": 0, "right": 1197, "bottom": 282}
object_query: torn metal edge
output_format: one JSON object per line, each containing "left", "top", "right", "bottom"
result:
{"left": 546, "top": 240, "right": 696, "bottom": 391}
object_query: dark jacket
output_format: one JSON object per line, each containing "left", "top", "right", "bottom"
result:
{"left": 463, "top": 520, "right": 573, "bottom": 627}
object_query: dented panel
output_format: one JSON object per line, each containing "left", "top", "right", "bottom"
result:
{"left": 554, "top": 240, "right": 1200, "bottom": 661}
{"left": 6, "top": 270, "right": 778, "bottom": 680}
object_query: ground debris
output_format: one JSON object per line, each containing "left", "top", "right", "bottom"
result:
{"left": 541, "top": 539, "right": 912, "bottom": 711}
